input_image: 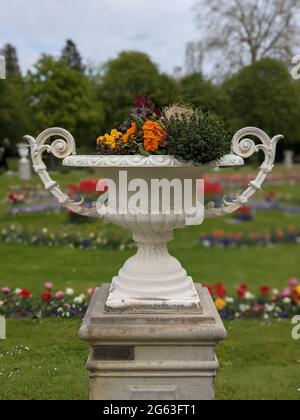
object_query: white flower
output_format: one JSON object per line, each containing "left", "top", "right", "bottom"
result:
{"left": 14, "top": 288, "right": 21, "bottom": 295}
{"left": 263, "top": 314, "right": 269, "bottom": 320}
{"left": 239, "top": 304, "right": 250, "bottom": 313}
{"left": 283, "top": 297, "right": 291, "bottom": 304}
{"left": 266, "top": 304, "right": 275, "bottom": 313}
{"left": 74, "top": 295, "right": 84, "bottom": 305}
{"left": 225, "top": 297, "right": 234, "bottom": 304}
{"left": 65, "top": 288, "right": 74, "bottom": 296}
{"left": 202, "top": 240, "right": 211, "bottom": 248}
{"left": 0, "top": 301, "right": 4, "bottom": 308}
{"left": 272, "top": 289, "right": 279, "bottom": 296}
{"left": 245, "top": 292, "right": 254, "bottom": 300}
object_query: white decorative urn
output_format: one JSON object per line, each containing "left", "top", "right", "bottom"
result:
{"left": 25, "top": 127, "right": 282, "bottom": 311}
{"left": 17, "top": 143, "right": 31, "bottom": 181}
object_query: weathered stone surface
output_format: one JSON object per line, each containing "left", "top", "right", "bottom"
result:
{"left": 80, "top": 284, "right": 227, "bottom": 401}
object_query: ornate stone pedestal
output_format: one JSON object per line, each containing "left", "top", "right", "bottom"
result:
{"left": 80, "top": 284, "right": 226, "bottom": 401}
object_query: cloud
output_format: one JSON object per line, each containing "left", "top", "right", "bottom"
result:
{"left": 0, "top": 0, "right": 199, "bottom": 73}
{"left": 127, "top": 32, "right": 150, "bottom": 42}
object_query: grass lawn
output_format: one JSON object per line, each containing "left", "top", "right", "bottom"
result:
{"left": 0, "top": 319, "right": 299, "bottom": 400}
{"left": 0, "top": 166, "right": 300, "bottom": 400}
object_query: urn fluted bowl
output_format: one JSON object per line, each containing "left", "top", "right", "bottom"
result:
{"left": 25, "top": 127, "right": 282, "bottom": 311}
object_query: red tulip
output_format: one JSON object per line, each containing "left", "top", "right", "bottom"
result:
{"left": 260, "top": 286, "right": 270, "bottom": 296}
{"left": 18, "top": 289, "right": 31, "bottom": 299}
{"left": 237, "top": 288, "right": 246, "bottom": 299}
{"left": 41, "top": 292, "right": 52, "bottom": 301}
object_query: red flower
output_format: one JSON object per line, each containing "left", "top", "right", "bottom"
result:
{"left": 214, "top": 282, "right": 224, "bottom": 291}
{"left": 260, "top": 286, "right": 270, "bottom": 296}
{"left": 213, "top": 282, "right": 227, "bottom": 298}
{"left": 217, "top": 287, "right": 227, "bottom": 298}
{"left": 204, "top": 181, "right": 224, "bottom": 196}
{"left": 291, "top": 289, "right": 299, "bottom": 301}
{"left": 41, "top": 292, "right": 52, "bottom": 301}
{"left": 239, "top": 283, "right": 249, "bottom": 291}
{"left": 203, "top": 284, "right": 214, "bottom": 297}
{"left": 18, "top": 289, "right": 31, "bottom": 298}
{"left": 237, "top": 288, "right": 246, "bottom": 299}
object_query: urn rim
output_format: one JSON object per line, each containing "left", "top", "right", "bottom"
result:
{"left": 63, "top": 154, "right": 244, "bottom": 168}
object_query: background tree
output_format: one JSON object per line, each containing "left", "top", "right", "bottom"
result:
{"left": 185, "top": 41, "right": 204, "bottom": 75}
{"left": 99, "top": 51, "right": 179, "bottom": 129}
{"left": 223, "top": 58, "right": 300, "bottom": 154}
{"left": 0, "top": 44, "right": 30, "bottom": 146}
{"left": 0, "top": 76, "right": 32, "bottom": 145}
{"left": 179, "top": 73, "right": 231, "bottom": 119}
{"left": 27, "top": 55, "right": 104, "bottom": 149}
{"left": 0, "top": 43, "right": 21, "bottom": 76}
{"left": 194, "top": 0, "right": 300, "bottom": 77}
{"left": 61, "top": 39, "right": 85, "bottom": 73}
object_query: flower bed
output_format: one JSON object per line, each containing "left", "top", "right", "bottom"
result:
{"left": 1, "top": 280, "right": 299, "bottom": 320}
{"left": 0, "top": 225, "right": 134, "bottom": 251}
{"left": 205, "top": 279, "right": 300, "bottom": 320}
{"left": 6, "top": 184, "right": 63, "bottom": 215}
{"left": 67, "top": 179, "right": 106, "bottom": 224}
{"left": 200, "top": 227, "right": 300, "bottom": 248}
{"left": 206, "top": 171, "right": 300, "bottom": 187}
{"left": 0, "top": 283, "right": 89, "bottom": 319}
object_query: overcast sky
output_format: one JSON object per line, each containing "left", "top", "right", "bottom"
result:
{"left": 0, "top": 0, "right": 199, "bottom": 74}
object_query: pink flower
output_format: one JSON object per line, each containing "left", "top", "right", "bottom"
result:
{"left": 288, "top": 278, "right": 298, "bottom": 287}
{"left": 88, "top": 287, "right": 96, "bottom": 297}
{"left": 1, "top": 287, "right": 11, "bottom": 295}
{"left": 279, "top": 288, "right": 291, "bottom": 299}
{"left": 55, "top": 291, "right": 65, "bottom": 300}
{"left": 253, "top": 304, "right": 264, "bottom": 312}
{"left": 44, "top": 282, "right": 54, "bottom": 290}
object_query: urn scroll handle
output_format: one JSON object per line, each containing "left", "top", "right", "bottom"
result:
{"left": 24, "top": 128, "right": 98, "bottom": 218}
{"left": 205, "top": 127, "right": 283, "bottom": 217}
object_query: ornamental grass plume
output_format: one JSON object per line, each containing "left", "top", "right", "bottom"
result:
{"left": 162, "top": 104, "right": 194, "bottom": 121}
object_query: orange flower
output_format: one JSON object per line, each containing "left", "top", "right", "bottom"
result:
{"left": 143, "top": 120, "right": 166, "bottom": 152}
{"left": 122, "top": 122, "right": 137, "bottom": 143}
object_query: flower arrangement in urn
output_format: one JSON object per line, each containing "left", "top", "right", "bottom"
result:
{"left": 96, "top": 96, "right": 231, "bottom": 164}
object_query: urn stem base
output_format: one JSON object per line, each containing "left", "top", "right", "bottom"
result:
{"left": 105, "top": 229, "right": 201, "bottom": 312}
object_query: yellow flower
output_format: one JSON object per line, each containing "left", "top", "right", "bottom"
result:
{"left": 295, "top": 285, "right": 300, "bottom": 296}
{"left": 215, "top": 298, "right": 227, "bottom": 311}
{"left": 97, "top": 129, "right": 122, "bottom": 150}
{"left": 97, "top": 135, "right": 104, "bottom": 145}
{"left": 111, "top": 129, "right": 122, "bottom": 137}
